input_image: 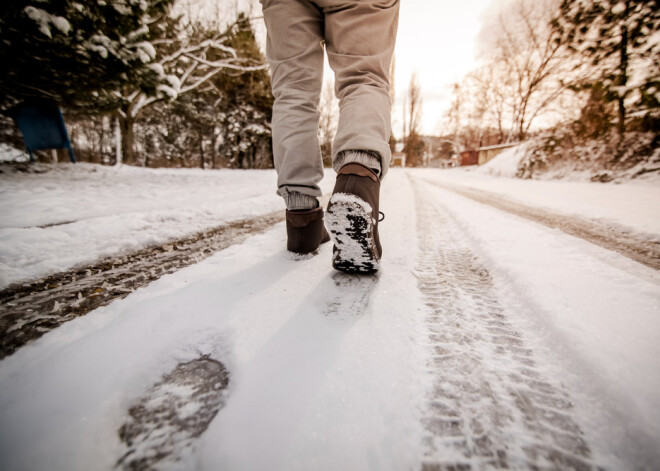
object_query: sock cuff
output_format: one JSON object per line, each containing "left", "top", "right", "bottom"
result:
{"left": 335, "top": 150, "right": 382, "bottom": 176}
{"left": 285, "top": 192, "right": 319, "bottom": 211}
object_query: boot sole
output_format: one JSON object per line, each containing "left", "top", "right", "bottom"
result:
{"left": 325, "top": 193, "right": 380, "bottom": 274}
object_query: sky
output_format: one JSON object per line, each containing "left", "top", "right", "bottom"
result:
{"left": 392, "top": 0, "right": 500, "bottom": 136}
{"left": 195, "top": 0, "right": 504, "bottom": 137}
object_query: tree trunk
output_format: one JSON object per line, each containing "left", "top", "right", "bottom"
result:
{"left": 211, "top": 138, "right": 216, "bottom": 169}
{"left": 617, "top": 3, "right": 630, "bottom": 136}
{"left": 119, "top": 115, "right": 136, "bottom": 165}
{"left": 199, "top": 138, "right": 205, "bottom": 169}
{"left": 114, "top": 116, "right": 122, "bottom": 166}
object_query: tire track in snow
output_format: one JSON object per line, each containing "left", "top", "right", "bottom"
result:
{"left": 412, "top": 178, "right": 599, "bottom": 470}
{"left": 0, "top": 211, "right": 283, "bottom": 360}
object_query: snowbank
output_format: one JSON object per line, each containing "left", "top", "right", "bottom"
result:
{"left": 417, "top": 168, "right": 660, "bottom": 237}
{"left": 474, "top": 144, "right": 526, "bottom": 178}
{"left": 467, "top": 132, "right": 660, "bottom": 184}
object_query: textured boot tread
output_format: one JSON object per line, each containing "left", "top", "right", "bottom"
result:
{"left": 326, "top": 193, "right": 380, "bottom": 274}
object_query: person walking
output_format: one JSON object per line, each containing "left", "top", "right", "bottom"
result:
{"left": 259, "top": 0, "right": 399, "bottom": 273}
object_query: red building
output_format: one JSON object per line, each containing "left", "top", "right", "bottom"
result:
{"left": 459, "top": 149, "right": 478, "bottom": 166}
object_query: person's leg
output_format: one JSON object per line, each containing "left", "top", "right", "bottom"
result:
{"left": 260, "top": 0, "right": 326, "bottom": 209}
{"left": 319, "top": 1, "right": 399, "bottom": 272}
{"left": 321, "top": 0, "right": 400, "bottom": 178}
{"left": 261, "top": 0, "right": 331, "bottom": 254}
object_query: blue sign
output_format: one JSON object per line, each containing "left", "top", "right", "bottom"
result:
{"left": 10, "top": 101, "right": 76, "bottom": 163}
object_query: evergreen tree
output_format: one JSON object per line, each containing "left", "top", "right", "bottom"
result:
{"left": 213, "top": 15, "right": 273, "bottom": 169}
{"left": 554, "top": 0, "right": 660, "bottom": 134}
{"left": 0, "top": 0, "right": 174, "bottom": 112}
{"left": 134, "top": 16, "right": 273, "bottom": 169}
{"left": 113, "top": 13, "right": 267, "bottom": 166}
{"left": 403, "top": 133, "right": 426, "bottom": 167}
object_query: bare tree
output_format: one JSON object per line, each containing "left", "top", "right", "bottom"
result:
{"left": 485, "top": 0, "right": 574, "bottom": 140}
{"left": 389, "top": 53, "right": 398, "bottom": 152}
{"left": 445, "top": 82, "right": 464, "bottom": 150}
{"left": 404, "top": 72, "right": 425, "bottom": 166}
{"left": 318, "top": 78, "right": 339, "bottom": 167}
{"left": 444, "top": 69, "right": 512, "bottom": 155}
{"left": 470, "top": 64, "right": 508, "bottom": 143}
{"left": 407, "top": 72, "right": 423, "bottom": 138}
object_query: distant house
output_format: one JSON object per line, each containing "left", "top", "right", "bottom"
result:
{"left": 477, "top": 143, "right": 518, "bottom": 165}
{"left": 427, "top": 156, "right": 455, "bottom": 168}
{"left": 392, "top": 151, "right": 406, "bottom": 167}
{"left": 460, "top": 149, "right": 478, "bottom": 166}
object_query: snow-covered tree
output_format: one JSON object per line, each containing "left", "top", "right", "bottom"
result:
{"left": 114, "top": 13, "right": 267, "bottom": 165}
{"left": 211, "top": 18, "right": 273, "bottom": 169}
{"left": 129, "top": 16, "right": 273, "bottom": 169}
{"left": 554, "top": 0, "right": 660, "bottom": 134}
{"left": 0, "top": 0, "right": 173, "bottom": 111}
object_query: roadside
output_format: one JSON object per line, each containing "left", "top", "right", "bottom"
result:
{"left": 423, "top": 178, "right": 660, "bottom": 270}
{"left": 412, "top": 176, "right": 660, "bottom": 468}
{"left": 0, "top": 211, "right": 283, "bottom": 359}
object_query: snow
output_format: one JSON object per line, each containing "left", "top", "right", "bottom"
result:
{"left": 157, "top": 84, "right": 178, "bottom": 100}
{"left": 50, "top": 16, "right": 71, "bottom": 36}
{"left": 112, "top": 2, "right": 132, "bottom": 15}
{"left": 417, "top": 167, "right": 660, "bottom": 237}
{"left": 0, "top": 163, "right": 659, "bottom": 469}
{"left": 147, "top": 62, "right": 165, "bottom": 77}
{"left": 135, "top": 41, "right": 156, "bottom": 63}
{"left": 0, "top": 171, "right": 425, "bottom": 470}
{"left": 326, "top": 192, "right": 377, "bottom": 270}
{"left": 89, "top": 44, "right": 109, "bottom": 59}
{"left": 88, "top": 34, "right": 113, "bottom": 59}
{"left": 472, "top": 143, "right": 526, "bottom": 178}
{"left": 612, "top": 2, "right": 626, "bottom": 15}
{"left": 0, "top": 163, "right": 335, "bottom": 289}
{"left": 127, "top": 25, "right": 149, "bottom": 41}
{"left": 0, "top": 143, "right": 28, "bottom": 163}
{"left": 166, "top": 74, "right": 181, "bottom": 91}
{"left": 23, "top": 6, "right": 71, "bottom": 39}
{"left": 417, "top": 179, "right": 660, "bottom": 467}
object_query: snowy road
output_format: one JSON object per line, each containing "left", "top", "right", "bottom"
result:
{"left": 418, "top": 177, "right": 660, "bottom": 271}
{"left": 1, "top": 168, "right": 659, "bottom": 470}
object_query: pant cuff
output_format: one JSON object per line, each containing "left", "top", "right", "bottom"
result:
{"left": 334, "top": 150, "right": 382, "bottom": 176}
{"left": 284, "top": 191, "right": 319, "bottom": 210}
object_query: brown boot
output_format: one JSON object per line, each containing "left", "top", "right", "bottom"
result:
{"left": 325, "top": 163, "right": 382, "bottom": 274}
{"left": 286, "top": 207, "right": 331, "bottom": 255}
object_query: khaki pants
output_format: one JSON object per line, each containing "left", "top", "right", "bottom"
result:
{"left": 260, "top": 0, "right": 400, "bottom": 199}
